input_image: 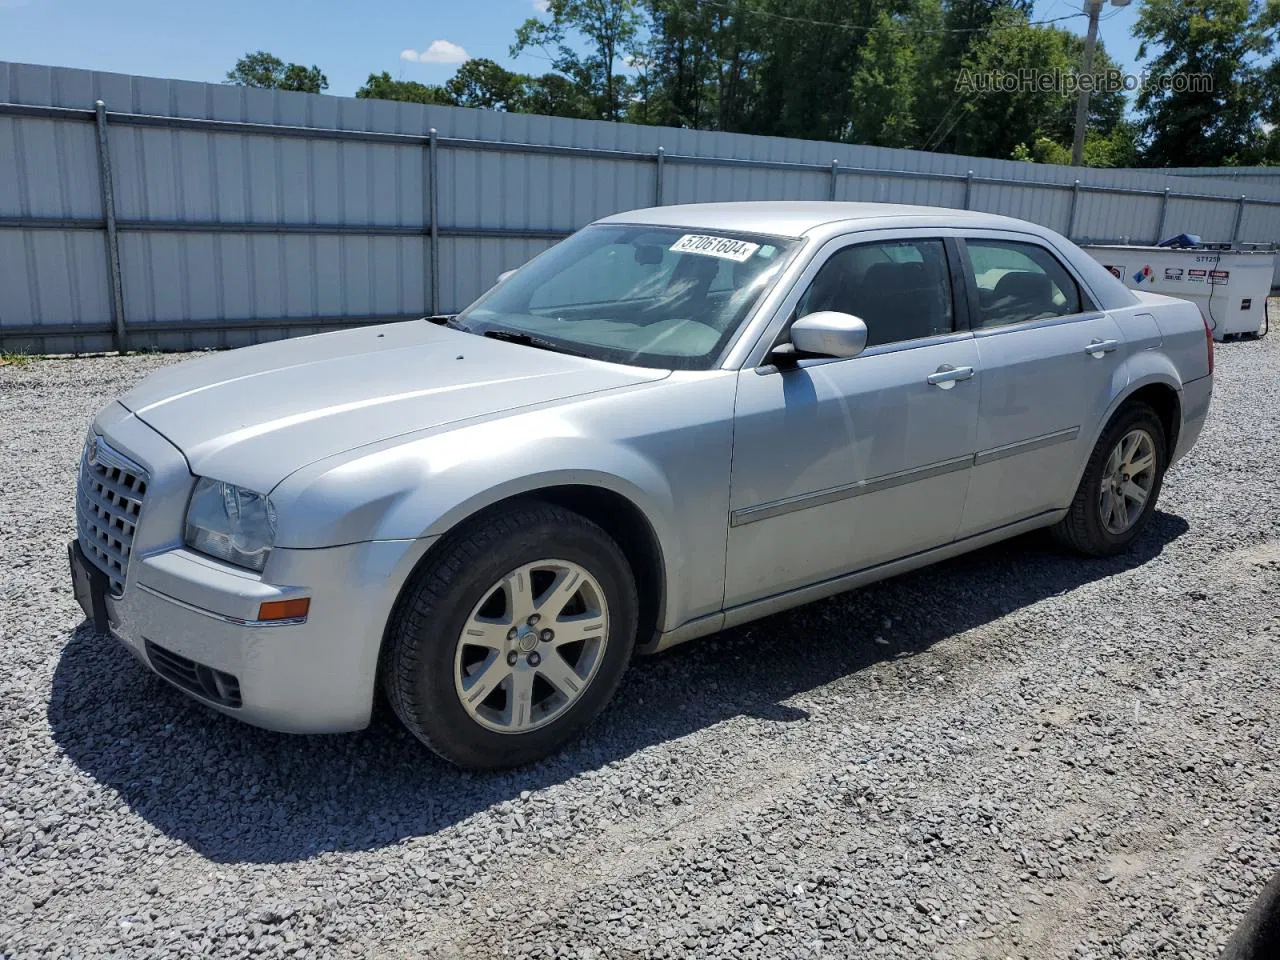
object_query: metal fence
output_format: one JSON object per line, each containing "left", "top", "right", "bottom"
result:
{"left": 4, "top": 60, "right": 1280, "bottom": 354}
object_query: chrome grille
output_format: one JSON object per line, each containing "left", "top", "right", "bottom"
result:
{"left": 76, "top": 434, "right": 149, "bottom": 595}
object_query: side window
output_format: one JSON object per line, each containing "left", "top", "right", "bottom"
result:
{"left": 795, "top": 239, "right": 955, "bottom": 348}
{"left": 965, "top": 239, "right": 1083, "bottom": 329}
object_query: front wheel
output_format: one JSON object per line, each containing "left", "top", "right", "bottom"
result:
{"left": 380, "top": 501, "right": 638, "bottom": 769}
{"left": 1052, "top": 402, "right": 1168, "bottom": 557}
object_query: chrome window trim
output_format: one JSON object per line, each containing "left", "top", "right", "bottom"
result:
{"left": 970, "top": 312, "right": 1108, "bottom": 337}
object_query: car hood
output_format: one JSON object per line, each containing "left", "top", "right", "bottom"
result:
{"left": 123, "top": 321, "right": 668, "bottom": 492}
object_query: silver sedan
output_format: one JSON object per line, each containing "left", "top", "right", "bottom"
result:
{"left": 69, "top": 201, "right": 1214, "bottom": 768}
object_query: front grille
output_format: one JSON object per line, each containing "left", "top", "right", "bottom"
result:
{"left": 145, "top": 640, "right": 243, "bottom": 708}
{"left": 76, "top": 434, "right": 149, "bottom": 595}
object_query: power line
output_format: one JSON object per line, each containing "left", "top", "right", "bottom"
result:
{"left": 684, "top": 0, "right": 1094, "bottom": 36}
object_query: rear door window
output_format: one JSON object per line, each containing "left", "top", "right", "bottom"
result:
{"left": 964, "top": 239, "right": 1084, "bottom": 329}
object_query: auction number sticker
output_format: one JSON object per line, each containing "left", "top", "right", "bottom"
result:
{"left": 670, "top": 234, "right": 760, "bottom": 262}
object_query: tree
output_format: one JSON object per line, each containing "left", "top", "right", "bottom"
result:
{"left": 445, "top": 59, "right": 527, "bottom": 110}
{"left": 1133, "top": 0, "right": 1276, "bottom": 166}
{"left": 847, "top": 0, "right": 945, "bottom": 147}
{"left": 513, "top": 0, "right": 644, "bottom": 120}
{"left": 225, "top": 51, "right": 328, "bottom": 93}
{"left": 516, "top": 73, "right": 597, "bottom": 118}
{"left": 914, "top": 0, "right": 1030, "bottom": 152}
{"left": 643, "top": 0, "right": 720, "bottom": 129}
{"left": 942, "top": 14, "right": 1127, "bottom": 159}
{"left": 355, "top": 72, "right": 454, "bottom": 106}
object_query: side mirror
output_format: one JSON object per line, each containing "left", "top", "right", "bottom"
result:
{"left": 495, "top": 268, "right": 518, "bottom": 286}
{"left": 784, "top": 311, "right": 869, "bottom": 359}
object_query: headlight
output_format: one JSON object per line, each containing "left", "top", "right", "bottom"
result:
{"left": 184, "top": 478, "right": 277, "bottom": 572}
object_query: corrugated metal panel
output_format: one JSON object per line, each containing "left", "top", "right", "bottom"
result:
{"left": 116, "top": 232, "right": 428, "bottom": 323}
{"left": 440, "top": 148, "right": 652, "bottom": 231}
{"left": 4, "top": 58, "right": 1280, "bottom": 355}
{"left": 1073, "top": 192, "right": 1162, "bottom": 244}
{"left": 1164, "top": 198, "right": 1240, "bottom": 243}
{"left": 0, "top": 228, "right": 110, "bottom": 328}
{"left": 0, "top": 116, "right": 101, "bottom": 218}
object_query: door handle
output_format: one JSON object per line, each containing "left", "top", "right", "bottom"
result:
{"left": 927, "top": 364, "right": 975, "bottom": 388}
{"left": 1085, "top": 338, "right": 1121, "bottom": 356}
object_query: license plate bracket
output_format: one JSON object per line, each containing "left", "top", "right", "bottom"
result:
{"left": 68, "top": 541, "right": 111, "bottom": 635}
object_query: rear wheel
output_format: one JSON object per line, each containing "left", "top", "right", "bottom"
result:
{"left": 1052, "top": 402, "right": 1167, "bottom": 557}
{"left": 380, "top": 501, "right": 638, "bottom": 769}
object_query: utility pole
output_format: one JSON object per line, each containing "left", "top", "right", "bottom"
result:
{"left": 1071, "top": 0, "right": 1131, "bottom": 167}
{"left": 1070, "top": 0, "right": 1103, "bottom": 167}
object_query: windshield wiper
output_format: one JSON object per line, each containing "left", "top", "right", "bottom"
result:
{"left": 480, "top": 328, "right": 587, "bottom": 357}
{"left": 425, "top": 314, "right": 464, "bottom": 328}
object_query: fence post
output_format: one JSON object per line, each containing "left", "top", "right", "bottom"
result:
{"left": 93, "top": 100, "right": 127, "bottom": 351}
{"left": 1156, "top": 187, "right": 1171, "bottom": 243}
{"left": 1232, "top": 194, "right": 1247, "bottom": 244}
{"left": 829, "top": 159, "right": 839, "bottom": 201}
{"left": 428, "top": 128, "right": 440, "bottom": 316}
{"left": 1067, "top": 179, "right": 1081, "bottom": 240}
{"left": 964, "top": 170, "right": 974, "bottom": 210}
{"left": 655, "top": 146, "right": 665, "bottom": 205}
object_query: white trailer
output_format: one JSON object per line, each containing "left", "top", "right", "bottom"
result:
{"left": 1080, "top": 244, "right": 1273, "bottom": 341}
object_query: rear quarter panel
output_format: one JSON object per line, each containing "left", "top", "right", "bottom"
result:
{"left": 1134, "top": 290, "right": 1212, "bottom": 384}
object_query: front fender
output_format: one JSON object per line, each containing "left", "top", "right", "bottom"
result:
{"left": 270, "top": 411, "right": 688, "bottom": 625}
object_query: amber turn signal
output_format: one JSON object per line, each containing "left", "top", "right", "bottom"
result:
{"left": 256, "top": 597, "right": 311, "bottom": 622}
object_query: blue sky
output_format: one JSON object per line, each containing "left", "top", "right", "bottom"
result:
{"left": 0, "top": 0, "right": 1145, "bottom": 100}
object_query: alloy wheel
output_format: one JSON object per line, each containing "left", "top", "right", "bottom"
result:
{"left": 453, "top": 559, "right": 610, "bottom": 734}
{"left": 1097, "top": 428, "right": 1157, "bottom": 535}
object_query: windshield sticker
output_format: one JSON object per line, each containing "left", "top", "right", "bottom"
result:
{"left": 670, "top": 234, "right": 761, "bottom": 262}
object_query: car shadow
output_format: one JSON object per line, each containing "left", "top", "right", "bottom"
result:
{"left": 49, "top": 511, "right": 1189, "bottom": 864}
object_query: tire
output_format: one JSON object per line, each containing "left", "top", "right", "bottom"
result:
{"left": 380, "top": 500, "right": 638, "bottom": 769}
{"left": 1052, "top": 401, "right": 1168, "bottom": 557}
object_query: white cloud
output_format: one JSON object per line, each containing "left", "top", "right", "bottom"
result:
{"left": 532, "top": 0, "right": 550, "bottom": 11}
{"left": 400, "top": 40, "right": 469, "bottom": 65}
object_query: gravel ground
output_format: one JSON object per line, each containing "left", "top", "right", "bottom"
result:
{"left": 1, "top": 330, "right": 1277, "bottom": 960}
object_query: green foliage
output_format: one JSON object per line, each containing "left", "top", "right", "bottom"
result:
{"left": 355, "top": 72, "right": 454, "bottom": 105}
{"left": 513, "top": 0, "right": 644, "bottom": 120}
{"left": 848, "top": 0, "right": 944, "bottom": 148}
{"left": 944, "top": 14, "right": 1126, "bottom": 158}
{"left": 446, "top": 59, "right": 526, "bottom": 110}
{"left": 231, "top": 0, "right": 1280, "bottom": 167}
{"left": 226, "top": 51, "right": 328, "bottom": 93}
{"left": 1013, "top": 123, "right": 1139, "bottom": 167}
{"left": 1132, "top": 0, "right": 1277, "bottom": 166}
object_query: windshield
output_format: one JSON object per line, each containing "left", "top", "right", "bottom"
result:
{"left": 453, "top": 224, "right": 796, "bottom": 370}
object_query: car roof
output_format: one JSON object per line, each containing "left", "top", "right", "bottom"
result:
{"left": 595, "top": 201, "right": 1040, "bottom": 240}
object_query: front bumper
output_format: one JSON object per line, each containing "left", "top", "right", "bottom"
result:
{"left": 77, "top": 402, "right": 436, "bottom": 734}
{"left": 100, "top": 540, "right": 432, "bottom": 733}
